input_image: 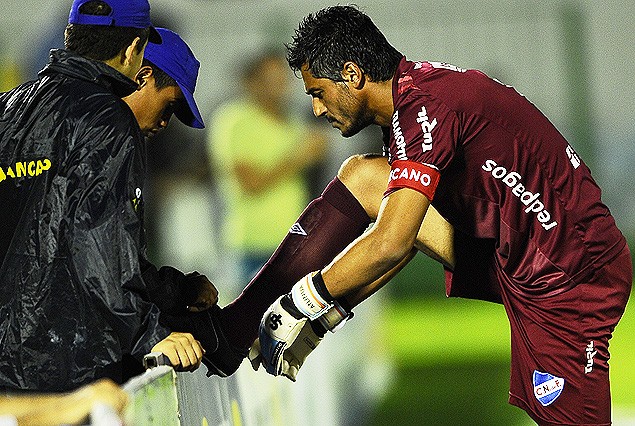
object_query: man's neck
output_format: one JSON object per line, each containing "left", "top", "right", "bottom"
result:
{"left": 103, "top": 57, "right": 135, "bottom": 80}
{"left": 367, "top": 78, "right": 395, "bottom": 127}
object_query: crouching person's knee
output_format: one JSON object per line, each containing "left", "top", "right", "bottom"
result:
{"left": 337, "top": 154, "right": 389, "bottom": 219}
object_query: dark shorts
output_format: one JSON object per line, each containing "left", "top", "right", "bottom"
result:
{"left": 499, "top": 245, "right": 632, "bottom": 425}
{"left": 446, "top": 237, "right": 632, "bottom": 425}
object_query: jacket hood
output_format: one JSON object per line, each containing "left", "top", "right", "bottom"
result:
{"left": 39, "top": 49, "right": 138, "bottom": 98}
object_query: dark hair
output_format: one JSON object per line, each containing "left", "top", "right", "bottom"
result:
{"left": 64, "top": 1, "right": 149, "bottom": 61}
{"left": 286, "top": 5, "right": 403, "bottom": 82}
{"left": 142, "top": 58, "right": 177, "bottom": 90}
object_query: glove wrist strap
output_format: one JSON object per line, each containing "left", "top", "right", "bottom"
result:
{"left": 291, "top": 271, "right": 333, "bottom": 320}
{"left": 316, "top": 299, "right": 352, "bottom": 333}
{"left": 311, "top": 270, "right": 334, "bottom": 302}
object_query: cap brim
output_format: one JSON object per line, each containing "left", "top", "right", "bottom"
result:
{"left": 175, "top": 83, "right": 205, "bottom": 129}
{"left": 149, "top": 26, "right": 162, "bottom": 44}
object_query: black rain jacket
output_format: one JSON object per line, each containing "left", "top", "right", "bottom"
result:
{"left": 0, "top": 50, "right": 189, "bottom": 391}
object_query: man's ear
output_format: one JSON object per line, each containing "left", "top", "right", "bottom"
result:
{"left": 341, "top": 61, "right": 365, "bottom": 89}
{"left": 122, "top": 36, "right": 145, "bottom": 67}
{"left": 134, "top": 65, "right": 153, "bottom": 90}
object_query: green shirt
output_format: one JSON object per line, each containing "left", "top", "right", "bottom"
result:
{"left": 209, "top": 100, "right": 310, "bottom": 253}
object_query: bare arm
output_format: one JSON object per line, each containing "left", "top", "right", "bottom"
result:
{"left": 413, "top": 205, "right": 455, "bottom": 270}
{"left": 343, "top": 247, "right": 417, "bottom": 307}
{"left": 339, "top": 154, "right": 455, "bottom": 271}
{"left": 342, "top": 204, "right": 454, "bottom": 307}
{"left": 321, "top": 188, "right": 431, "bottom": 299}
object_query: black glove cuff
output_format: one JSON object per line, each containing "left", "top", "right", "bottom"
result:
{"left": 335, "top": 296, "right": 353, "bottom": 314}
{"left": 312, "top": 270, "right": 335, "bottom": 303}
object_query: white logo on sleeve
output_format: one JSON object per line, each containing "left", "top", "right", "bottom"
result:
{"left": 416, "top": 106, "right": 437, "bottom": 152}
{"left": 392, "top": 111, "right": 407, "bottom": 161}
{"left": 566, "top": 145, "right": 581, "bottom": 169}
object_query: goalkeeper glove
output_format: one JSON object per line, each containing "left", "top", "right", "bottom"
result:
{"left": 254, "top": 271, "right": 352, "bottom": 379}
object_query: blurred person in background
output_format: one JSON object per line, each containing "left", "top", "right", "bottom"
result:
{"left": 0, "top": 1, "right": 213, "bottom": 392}
{"left": 205, "top": 48, "right": 391, "bottom": 426}
{"left": 208, "top": 49, "right": 328, "bottom": 289}
{"left": 247, "top": 5, "right": 631, "bottom": 426}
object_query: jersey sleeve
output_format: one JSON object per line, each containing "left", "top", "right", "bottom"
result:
{"left": 385, "top": 88, "right": 460, "bottom": 200}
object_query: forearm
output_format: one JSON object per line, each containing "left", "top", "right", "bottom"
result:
{"left": 321, "top": 188, "right": 429, "bottom": 299}
{"left": 338, "top": 155, "right": 454, "bottom": 269}
{"left": 1, "top": 385, "right": 118, "bottom": 426}
{"left": 73, "top": 238, "right": 170, "bottom": 357}
{"left": 320, "top": 230, "right": 401, "bottom": 298}
{"left": 343, "top": 210, "right": 454, "bottom": 307}
{"left": 343, "top": 247, "right": 417, "bottom": 307}
{"left": 415, "top": 206, "right": 455, "bottom": 270}
{"left": 8, "top": 395, "right": 91, "bottom": 426}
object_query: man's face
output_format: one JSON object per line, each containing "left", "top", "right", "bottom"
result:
{"left": 300, "top": 64, "right": 372, "bottom": 138}
{"left": 124, "top": 69, "right": 184, "bottom": 138}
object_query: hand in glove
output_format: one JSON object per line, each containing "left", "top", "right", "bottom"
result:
{"left": 251, "top": 271, "right": 351, "bottom": 380}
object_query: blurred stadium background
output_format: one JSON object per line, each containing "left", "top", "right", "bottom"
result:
{"left": 1, "top": 0, "right": 633, "bottom": 424}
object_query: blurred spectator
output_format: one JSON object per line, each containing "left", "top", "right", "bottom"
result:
{"left": 207, "top": 49, "right": 328, "bottom": 289}
{"left": 0, "top": 36, "right": 23, "bottom": 92}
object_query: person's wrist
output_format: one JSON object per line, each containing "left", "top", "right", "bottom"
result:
{"left": 290, "top": 271, "right": 334, "bottom": 320}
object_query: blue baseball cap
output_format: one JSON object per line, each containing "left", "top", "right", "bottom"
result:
{"left": 68, "top": 0, "right": 162, "bottom": 44}
{"left": 144, "top": 28, "right": 205, "bottom": 129}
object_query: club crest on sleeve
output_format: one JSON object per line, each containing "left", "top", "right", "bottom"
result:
{"left": 533, "top": 370, "right": 565, "bottom": 406}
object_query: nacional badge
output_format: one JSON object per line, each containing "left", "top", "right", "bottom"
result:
{"left": 533, "top": 370, "right": 565, "bottom": 406}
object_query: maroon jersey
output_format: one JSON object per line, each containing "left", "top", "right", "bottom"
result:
{"left": 384, "top": 57, "right": 626, "bottom": 298}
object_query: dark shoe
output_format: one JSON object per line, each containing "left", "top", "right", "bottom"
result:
{"left": 202, "top": 305, "right": 248, "bottom": 377}
{"left": 160, "top": 305, "right": 248, "bottom": 377}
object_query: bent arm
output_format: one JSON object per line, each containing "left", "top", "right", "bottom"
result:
{"left": 321, "top": 187, "right": 431, "bottom": 299}
{"left": 414, "top": 204, "right": 455, "bottom": 270}
{"left": 343, "top": 247, "right": 417, "bottom": 307}
{"left": 340, "top": 199, "right": 454, "bottom": 307}
{"left": 69, "top": 114, "right": 170, "bottom": 359}
{"left": 339, "top": 154, "right": 455, "bottom": 270}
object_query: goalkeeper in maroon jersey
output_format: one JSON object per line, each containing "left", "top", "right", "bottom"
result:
{"left": 202, "top": 5, "right": 631, "bottom": 426}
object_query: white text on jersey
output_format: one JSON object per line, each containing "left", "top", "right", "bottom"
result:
{"left": 416, "top": 105, "right": 437, "bottom": 152}
{"left": 392, "top": 111, "right": 407, "bottom": 160}
{"left": 482, "top": 159, "right": 558, "bottom": 231}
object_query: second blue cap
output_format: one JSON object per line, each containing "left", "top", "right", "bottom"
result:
{"left": 144, "top": 28, "right": 205, "bottom": 129}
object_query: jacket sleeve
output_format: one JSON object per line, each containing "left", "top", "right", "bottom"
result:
{"left": 140, "top": 257, "right": 193, "bottom": 315}
{"left": 64, "top": 103, "right": 170, "bottom": 360}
